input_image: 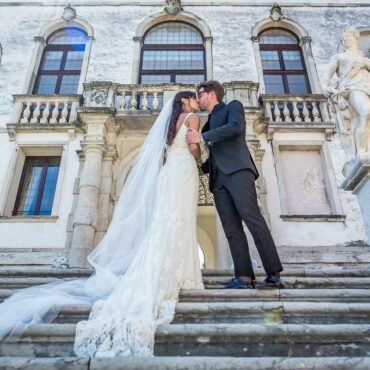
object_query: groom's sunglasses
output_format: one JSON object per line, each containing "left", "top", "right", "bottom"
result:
{"left": 197, "top": 91, "right": 209, "bottom": 99}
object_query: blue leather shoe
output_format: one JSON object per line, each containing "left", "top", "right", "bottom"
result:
{"left": 225, "top": 277, "right": 255, "bottom": 289}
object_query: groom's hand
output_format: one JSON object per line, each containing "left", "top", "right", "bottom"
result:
{"left": 186, "top": 127, "right": 203, "bottom": 144}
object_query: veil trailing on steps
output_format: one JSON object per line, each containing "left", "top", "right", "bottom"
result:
{"left": 0, "top": 98, "right": 174, "bottom": 341}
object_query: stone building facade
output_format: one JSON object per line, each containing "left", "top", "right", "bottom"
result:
{"left": 0, "top": 0, "right": 369, "bottom": 269}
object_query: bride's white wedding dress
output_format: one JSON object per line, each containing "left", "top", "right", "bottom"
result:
{"left": 0, "top": 102, "right": 205, "bottom": 358}
{"left": 74, "top": 115, "right": 204, "bottom": 357}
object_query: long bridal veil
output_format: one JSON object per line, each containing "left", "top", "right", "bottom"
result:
{"left": 0, "top": 98, "right": 173, "bottom": 340}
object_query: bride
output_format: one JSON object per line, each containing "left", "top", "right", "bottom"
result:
{"left": 0, "top": 91, "right": 205, "bottom": 357}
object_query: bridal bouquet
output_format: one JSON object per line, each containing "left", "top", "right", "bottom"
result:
{"left": 200, "top": 142, "right": 209, "bottom": 164}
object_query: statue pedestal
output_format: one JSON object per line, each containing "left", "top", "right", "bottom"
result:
{"left": 342, "top": 154, "right": 370, "bottom": 242}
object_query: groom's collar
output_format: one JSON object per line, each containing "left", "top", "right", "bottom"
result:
{"left": 210, "top": 101, "right": 225, "bottom": 115}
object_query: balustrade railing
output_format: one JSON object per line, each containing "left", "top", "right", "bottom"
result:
{"left": 260, "top": 94, "right": 332, "bottom": 124}
{"left": 13, "top": 95, "right": 81, "bottom": 124}
{"left": 83, "top": 81, "right": 260, "bottom": 111}
{"left": 116, "top": 86, "right": 165, "bottom": 111}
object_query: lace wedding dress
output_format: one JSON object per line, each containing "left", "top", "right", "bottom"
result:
{"left": 0, "top": 100, "right": 205, "bottom": 358}
{"left": 74, "top": 115, "right": 204, "bottom": 357}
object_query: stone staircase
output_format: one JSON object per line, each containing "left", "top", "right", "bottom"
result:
{"left": 0, "top": 266, "right": 370, "bottom": 369}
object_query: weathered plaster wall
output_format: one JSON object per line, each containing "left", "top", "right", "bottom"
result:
{"left": 1, "top": 4, "right": 369, "bottom": 125}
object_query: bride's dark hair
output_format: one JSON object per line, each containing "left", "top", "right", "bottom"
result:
{"left": 167, "top": 91, "right": 196, "bottom": 146}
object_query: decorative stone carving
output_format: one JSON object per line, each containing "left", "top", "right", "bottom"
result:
{"left": 323, "top": 27, "right": 370, "bottom": 170}
{"left": 62, "top": 4, "right": 76, "bottom": 21}
{"left": 91, "top": 88, "right": 108, "bottom": 107}
{"left": 51, "top": 253, "right": 69, "bottom": 269}
{"left": 270, "top": 3, "right": 284, "bottom": 22}
{"left": 165, "top": 0, "right": 182, "bottom": 15}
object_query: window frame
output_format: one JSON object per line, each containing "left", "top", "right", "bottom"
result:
{"left": 139, "top": 21, "right": 207, "bottom": 84}
{"left": 259, "top": 28, "right": 311, "bottom": 94}
{"left": 33, "top": 28, "right": 87, "bottom": 95}
{"left": 13, "top": 156, "right": 61, "bottom": 216}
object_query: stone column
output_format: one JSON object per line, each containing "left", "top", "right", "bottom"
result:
{"left": 216, "top": 214, "right": 232, "bottom": 269}
{"left": 95, "top": 124, "right": 119, "bottom": 246}
{"left": 69, "top": 113, "right": 110, "bottom": 268}
{"left": 342, "top": 154, "right": 370, "bottom": 242}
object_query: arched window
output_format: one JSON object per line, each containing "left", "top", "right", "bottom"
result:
{"left": 33, "top": 28, "right": 88, "bottom": 94}
{"left": 258, "top": 29, "right": 310, "bottom": 94}
{"left": 139, "top": 22, "right": 206, "bottom": 84}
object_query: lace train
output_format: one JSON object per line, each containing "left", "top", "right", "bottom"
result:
{"left": 74, "top": 123, "right": 204, "bottom": 357}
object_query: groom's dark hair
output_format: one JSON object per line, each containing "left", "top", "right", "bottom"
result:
{"left": 197, "top": 80, "right": 225, "bottom": 102}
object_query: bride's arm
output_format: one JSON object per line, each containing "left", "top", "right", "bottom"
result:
{"left": 186, "top": 114, "right": 201, "bottom": 161}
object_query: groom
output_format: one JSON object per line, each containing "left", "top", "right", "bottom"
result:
{"left": 186, "top": 80, "right": 284, "bottom": 289}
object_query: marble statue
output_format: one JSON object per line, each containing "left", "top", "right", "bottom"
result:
{"left": 323, "top": 27, "right": 370, "bottom": 161}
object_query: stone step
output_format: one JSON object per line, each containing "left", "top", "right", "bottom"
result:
{"left": 2, "top": 275, "right": 370, "bottom": 290}
{"left": 179, "top": 289, "right": 370, "bottom": 302}
{"left": 0, "top": 324, "right": 76, "bottom": 357}
{"left": 174, "top": 302, "right": 370, "bottom": 325}
{"left": 0, "top": 289, "right": 12, "bottom": 303}
{"left": 1, "top": 356, "right": 370, "bottom": 370}
{"left": 2, "top": 267, "right": 370, "bottom": 278}
{"left": 204, "top": 276, "right": 370, "bottom": 289}
{"left": 154, "top": 323, "right": 370, "bottom": 357}
{"left": 53, "top": 302, "right": 370, "bottom": 325}
{"left": 0, "top": 268, "right": 93, "bottom": 278}
{"left": 0, "top": 357, "right": 370, "bottom": 370}
{"left": 2, "top": 288, "right": 370, "bottom": 304}
{"left": 2, "top": 323, "right": 370, "bottom": 358}
{"left": 203, "top": 268, "right": 370, "bottom": 277}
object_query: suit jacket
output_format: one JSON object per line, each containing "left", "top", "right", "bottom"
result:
{"left": 201, "top": 100, "right": 259, "bottom": 192}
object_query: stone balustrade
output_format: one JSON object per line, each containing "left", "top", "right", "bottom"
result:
{"left": 260, "top": 94, "right": 332, "bottom": 124}
{"left": 13, "top": 95, "right": 81, "bottom": 125}
{"left": 116, "top": 85, "right": 165, "bottom": 111}
{"left": 259, "top": 94, "right": 335, "bottom": 140}
{"left": 83, "top": 81, "right": 260, "bottom": 111}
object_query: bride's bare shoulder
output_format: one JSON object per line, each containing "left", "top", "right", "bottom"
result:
{"left": 186, "top": 113, "right": 200, "bottom": 129}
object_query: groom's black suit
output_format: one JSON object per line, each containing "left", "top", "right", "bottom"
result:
{"left": 201, "top": 100, "right": 283, "bottom": 279}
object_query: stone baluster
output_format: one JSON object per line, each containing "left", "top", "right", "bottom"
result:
{"left": 265, "top": 101, "right": 272, "bottom": 121}
{"left": 130, "top": 91, "right": 137, "bottom": 111}
{"left": 50, "top": 102, "right": 59, "bottom": 124}
{"left": 312, "top": 102, "right": 321, "bottom": 122}
{"left": 20, "top": 101, "right": 31, "bottom": 123}
{"left": 119, "top": 92, "right": 126, "bottom": 111}
{"left": 273, "top": 101, "right": 281, "bottom": 122}
{"left": 60, "top": 101, "right": 69, "bottom": 123}
{"left": 319, "top": 101, "right": 331, "bottom": 123}
{"left": 283, "top": 101, "right": 291, "bottom": 122}
{"left": 142, "top": 91, "right": 148, "bottom": 111}
{"left": 302, "top": 101, "right": 310, "bottom": 122}
{"left": 40, "top": 102, "right": 51, "bottom": 124}
{"left": 30, "top": 101, "right": 41, "bottom": 124}
{"left": 292, "top": 101, "right": 301, "bottom": 122}
{"left": 70, "top": 102, "right": 77, "bottom": 124}
{"left": 153, "top": 92, "right": 159, "bottom": 110}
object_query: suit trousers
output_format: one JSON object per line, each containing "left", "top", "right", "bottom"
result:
{"left": 213, "top": 167, "right": 283, "bottom": 279}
